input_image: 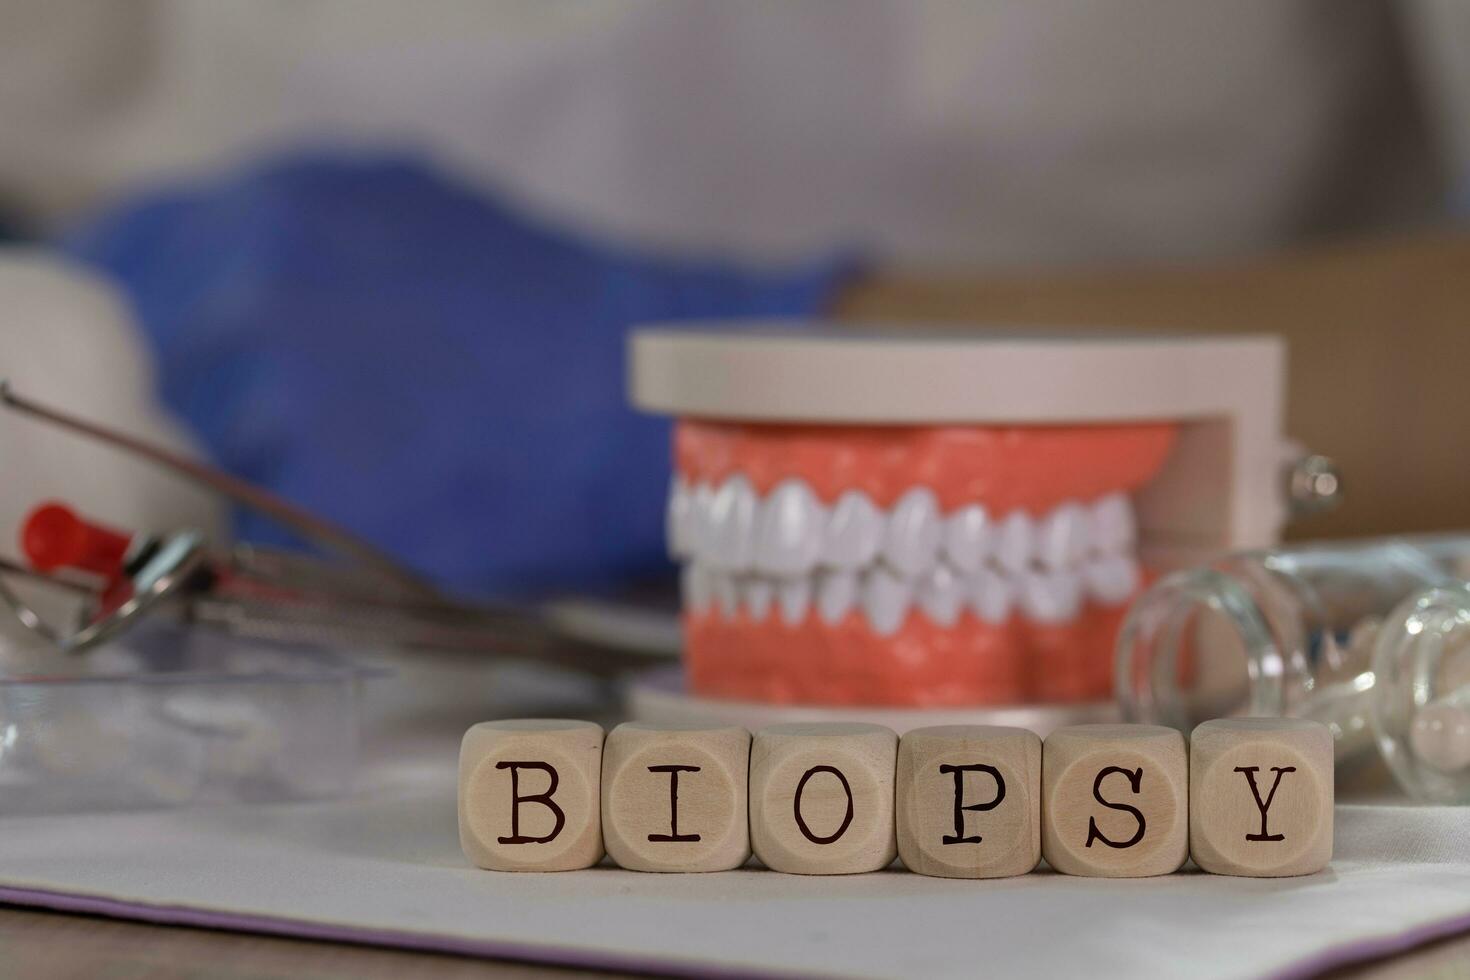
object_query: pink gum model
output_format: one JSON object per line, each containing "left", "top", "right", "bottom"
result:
{"left": 672, "top": 421, "right": 1175, "bottom": 706}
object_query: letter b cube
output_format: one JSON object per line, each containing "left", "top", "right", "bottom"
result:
{"left": 1042, "top": 724, "right": 1188, "bottom": 877}
{"left": 459, "top": 719, "right": 604, "bottom": 872}
{"left": 1190, "top": 718, "right": 1333, "bottom": 877}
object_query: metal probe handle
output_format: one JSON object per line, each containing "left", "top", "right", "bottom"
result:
{"left": 0, "top": 380, "right": 437, "bottom": 600}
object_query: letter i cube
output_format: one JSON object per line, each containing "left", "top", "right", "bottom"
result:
{"left": 458, "top": 719, "right": 604, "bottom": 872}
{"left": 897, "top": 725, "right": 1041, "bottom": 878}
{"left": 602, "top": 722, "right": 751, "bottom": 872}
{"left": 1042, "top": 724, "right": 1189, "bottom": 877}
{"left": 1190, "top": 718, "right": 1333, "bottom": 877}
{"left": 750, "top": 723, "right": 897, "bottom": 875}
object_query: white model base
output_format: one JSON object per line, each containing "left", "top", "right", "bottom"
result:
{"left": 631, "top": 324, "right": 1289, "bottom": 563}
{"left": 626, "top": 667, "right": 1118, "bottom": 737}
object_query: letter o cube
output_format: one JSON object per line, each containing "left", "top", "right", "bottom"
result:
{"left": 1190, "top": 718, "right": 1333, "bottom": 877}
{"left": 897, "top": 725, "right": 1041, "bottom": 878}
{"left": 1042, "top": 724, "right": 1188, "bottom": 877}
{"left": 750, "top": 723, "right": 897, "bottom": 875}
{"left": 458, "top": 719, "right": 604, "bottom": 872}
{"left": 602, "top": 722, "right": 751, "bottom": 872}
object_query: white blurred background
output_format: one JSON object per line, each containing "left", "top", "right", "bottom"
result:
{"left": 1, "top": 0, "right": 1467, "bottom": 268}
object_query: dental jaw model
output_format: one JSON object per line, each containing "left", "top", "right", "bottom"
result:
{"left": 631, "top": 326, "right": 1289, "bottom": 725}
{"left": 671, "top": 422, "right": 1170, "bottom": 705}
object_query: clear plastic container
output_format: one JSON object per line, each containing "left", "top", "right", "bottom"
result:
{"left": 0, "top": 622, "right": 384, "bottom": 814}
{"left": 1115, "top": 535, "right": 1470, "bottom": 803}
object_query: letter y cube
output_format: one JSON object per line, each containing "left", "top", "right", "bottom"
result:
{"left": 1190, "top": 718, "right": 1332, "bottom": 877}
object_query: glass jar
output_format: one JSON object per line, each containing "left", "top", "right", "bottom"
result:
{"left": 1115, "top": 535, "right": 1470, "bottom": 803}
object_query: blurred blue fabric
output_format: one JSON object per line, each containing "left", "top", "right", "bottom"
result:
{"left": 63, "top": 155, "right": 855, "bottom": 597}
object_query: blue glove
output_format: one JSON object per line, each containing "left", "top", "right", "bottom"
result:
{"left": 64, "top": 154, "right": 856, "bottom": 597}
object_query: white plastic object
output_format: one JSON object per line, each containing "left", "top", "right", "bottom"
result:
{"left": 627, "top": 666, "right": 1117, "bottom": 738}
{"left": 0, "top": 254, "right": 228, "bottom": 649}
{"left": 0, "top": 255, "right": 226, "bottom": 556}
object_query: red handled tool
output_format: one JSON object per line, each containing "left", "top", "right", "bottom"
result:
{"left": 0, "top": 382, "right": 674, "bottom": 673}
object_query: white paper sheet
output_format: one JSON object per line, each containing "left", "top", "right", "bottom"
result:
{"left": 0, "top": 748, "right": 1466, "bottom": 980}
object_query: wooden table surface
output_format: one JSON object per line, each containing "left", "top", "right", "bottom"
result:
{"left": 0, "top": 906, "right": 630, "bottom": 980}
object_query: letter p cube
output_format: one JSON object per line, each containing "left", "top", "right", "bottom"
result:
{"left": 896, "top": 726, "right": 1041, "bottom": 878}
{"left": 459, "top": 719, "right": 604, "bottom": 872}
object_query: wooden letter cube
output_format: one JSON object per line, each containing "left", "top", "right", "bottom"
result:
{"left": 897, "top": 725, "right": 1041, "bottom": 878}
{"left": 750, "top": 723, "right": 897, "bottom": 875}
{"left": 458, "top": 719, "right": 604, "bottom": 872}
{"left": 601, "top": 722, "right": 751, "bottom": 872}
{"left": 1190, "top": 718, "right": 1333, "bottom": 877}
{"left": 1042, "top": 724, "right": 1188, "bottom": 877}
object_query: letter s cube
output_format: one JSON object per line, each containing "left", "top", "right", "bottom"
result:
{"left": 1042, "top": 724, "right": 1189, "bottom": 877}
{"left": 1190, "top": 718, "right": 1333, "bottom": 877}
{"left": 458, "top": 719, "right": 605, "bottom": 872}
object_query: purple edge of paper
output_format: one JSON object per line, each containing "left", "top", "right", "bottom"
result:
{"left": 1269, "top": 909, "right": 1470, "bottom": 980}
{"left": 1, "top": 883, "right": 1468, "bottom": 980}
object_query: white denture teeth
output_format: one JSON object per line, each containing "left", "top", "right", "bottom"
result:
{"left": 704, "top": 475, "right": 757, "bottom": 571}
{"left": 741, "top": 576, "right": 774, "bottom": 620}
{"left": 819, "top": 490, "right": 883, "bottom": 569}
{"left": 968, "top": 567, "right": 1016, "bottom": 624}
{"left": 862, "top": 565, "right": 912, "bottom": 636}
{"left": 666, "top": 477, "right": 695, "bottom": 559}
{"left": 672, "top": 477, "right": 1143, "bottom": 628}
{"left": 710, "top": 571, "right": 740, "bottom": 618}
{"left": 1088, "top": 492, "right": 1135, "bottom": 555}
{"left": 681, "top": 563, "right": 711, "bottom": 615}
{"left": 1037, "top": 502, "right": 1088, "bottom": 571}
{"left": 1019, "top": 567, "right": 1083, "bottom": 623}
{"left": 689, "top": 482, "right": 716, "bottom": 558}
{"left": 994, "top": 511, "right": 1036, "bottom": 575}
{"left": 777, "top": 576, "right": 811, "bottom": 626}
{"left": 1083, "top": 553, "right": 1140, "bottom": 605}
{"left": 754, "top": 479, "right": 826, "bottom": 576}
{"left": 942, "top": 504, "right": 991, "bottom": 574}
{"left": 815, "top": 569, "right": 860, "bottom": 625}
{"left": 917, "top": 563, "right": 965, "bottom": 627}
{"left": 881, "top": 487, "right": 942, "bottom": 578}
